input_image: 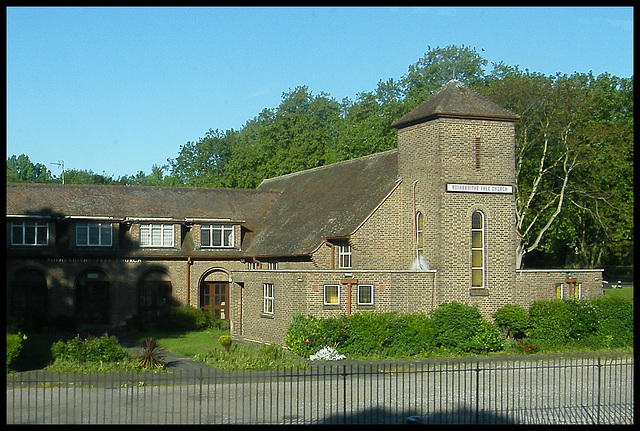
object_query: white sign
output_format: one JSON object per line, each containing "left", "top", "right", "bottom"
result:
{"left": 447, "top": 183, "right": 513, "bottom": 194}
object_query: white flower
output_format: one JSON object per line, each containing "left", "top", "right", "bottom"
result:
{"left": 309, "top": 346, "right": 346, "bottom": 361}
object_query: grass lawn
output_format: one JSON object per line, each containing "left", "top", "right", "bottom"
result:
{"left": 127, "top": 328, "right": 229, "bottom": 356}
{"left": 603, "top": 285, "right": 634, "bottom": 301}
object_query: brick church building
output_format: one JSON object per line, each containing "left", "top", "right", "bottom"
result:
{"left": 6, "top": 80, "right": 603, "bottom": 344}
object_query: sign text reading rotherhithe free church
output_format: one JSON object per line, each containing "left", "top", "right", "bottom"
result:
{"left": 446, "top": 183, "right": 513, "bottom": 194}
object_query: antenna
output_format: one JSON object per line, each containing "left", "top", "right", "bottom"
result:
{"left": 51, "top": 160, "right": 65, "bottom": 184}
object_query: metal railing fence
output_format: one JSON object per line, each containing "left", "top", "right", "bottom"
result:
{"left": 6, "top": 354, "right": 633, "bottom": 424}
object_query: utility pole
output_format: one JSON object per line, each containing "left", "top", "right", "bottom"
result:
{"left": 51, "top": 160, "right": 65, "bottom": 184}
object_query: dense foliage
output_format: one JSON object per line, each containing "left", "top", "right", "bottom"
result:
{"left": 7, "top": 45, "right": 633, "bottom": 269}
{"left": 286, "top": 297, "right": 633, "bottom": 360}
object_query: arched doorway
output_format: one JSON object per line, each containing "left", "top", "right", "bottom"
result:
{"left": 10, "top": 268, "right": 48, "bottom": 320}
{"left": 200, "top": 270, "right": 229, "bottom": 320}
{"left": 138, "top": 269, "right": 173, "bottom": 321}
{"left": 75, "top": 269, "right": 110, "bottom": 324}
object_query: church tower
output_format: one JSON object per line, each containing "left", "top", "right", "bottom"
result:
{"left": 392, "top": 80, "right": 520, "bottom": 314}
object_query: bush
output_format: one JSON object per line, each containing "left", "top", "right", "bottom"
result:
{"left": 467, "top": 319, "right": 505, "bottom": 354}
{"left": 431, "top": 302, "right": 483, "bottom": 353}
{"left": 6, "top": 332, "right": 26, "bottom": 372}
{"left": 590, "top": 295, "right": 634, "bottom": 348}
{"left": 136, "top": 338, "right": 166, "bottom": 369}
{"left": 527, "top": 299, "right": 598, "bottom": 345}
{"left": 342, "top": 312, "right": 397, "bottom": 357}
{"left": 493, "top": 304, "right": 529, "bottom": 339}
{"left": 218, "top": 335, "right": 232, "bottom": 352}
{"left": 51, "top": 333, "right": 130, "bottom": 364}
{"left": 285, "top": 313, "right": 344, "bottom": 358}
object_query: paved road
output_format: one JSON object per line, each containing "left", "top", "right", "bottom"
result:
{"left": 6, "top": 356, "right": 634, "bottom": 424}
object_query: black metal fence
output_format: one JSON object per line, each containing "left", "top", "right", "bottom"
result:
{"left": 6, "top": 354, "right": 633, "bottom": 424}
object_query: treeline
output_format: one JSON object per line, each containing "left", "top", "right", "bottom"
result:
{"left": 6, "top": 45, "right": 633, "bottom": 270}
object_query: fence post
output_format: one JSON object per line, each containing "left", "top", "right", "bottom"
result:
{"left": 596, "top": 357, "right": 602, "bottom": 425}
{"left": 475, "top": 362, "right": 480, "bottom": 424}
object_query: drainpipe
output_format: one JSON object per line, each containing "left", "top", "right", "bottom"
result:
{"left": 412, "top": 180, "right": 419, "bottom": 265}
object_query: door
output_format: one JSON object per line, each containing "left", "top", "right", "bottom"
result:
{"left": 201, "top": 282, "right": 229, "bottom": 320}
{"left": 76, "top": 280, "right": 110, "bottom": 324}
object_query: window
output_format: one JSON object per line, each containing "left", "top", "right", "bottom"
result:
{"left": 471, "top": 211, "right": 485, "bottom": 288}
{"left": 416, "top": 212, "right": 424, "bottom": 266}
{"left": 324, "top": 285, "right": 340, "bottom": 305}
{"left": 338, "top": 244, "right": 352, "bottom": 269}
{"left": 201, "top": 224, "right": 234, "bottom": 248}
{"left": 263, "top": 283, "right": 274, "bottom": 315}
{"left": 76, "top": 222, "right": 112, "bottom": 246}
{"left": 267, "top": 261, "right": 278, "bottom": 270}
{"left": 11, "top": 221, "right": 49, "bottom": 245}
{"left": 357, "top": 285, "right": 374, "bottom": 305}
{"left": 140, "top": 223, "right": 174, "bottom": 247}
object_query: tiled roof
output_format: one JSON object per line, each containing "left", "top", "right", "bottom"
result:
{"left": 245, "top": 149, "right": 399, "bottom": 257}
{"left": 5, "top": 183, "right": 278, "bottom": 231}
{"left": 391, "top": 79, "right": 519, "bottom": 129}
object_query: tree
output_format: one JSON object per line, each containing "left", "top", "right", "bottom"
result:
{"left": 6, "top": 154, "right": 54, "bottom": 183}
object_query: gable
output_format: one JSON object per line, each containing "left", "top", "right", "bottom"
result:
{"left": 244, "top": 149, "right": 400, "bottom": 257}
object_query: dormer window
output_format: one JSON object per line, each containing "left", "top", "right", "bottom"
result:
{"left": 11, "top": 221, "right": 49, "bottom": 246}
{"left": 338, "top": 243, "right": 352, "bottom": 269}
{"left": 76, "top": 222, "right": 112, "bottom": 247}
{"left": 201, "top": 224, "right": 234, "bottom": 248}
{"left": 140, "top": 223, "right": 174, "bottom": 247}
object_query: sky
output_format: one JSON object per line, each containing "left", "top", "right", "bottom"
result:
{"left": 6, "top": 6, "right": 634, "bottom": 180}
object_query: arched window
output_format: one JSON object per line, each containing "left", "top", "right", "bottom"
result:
{"left": 416, "top": 211, "right": 424, "bottom": 267}
{"left": 139, "top": 270, "right": 173, "bottom": 321}
{"left": 471, "top": 211, "right": 485, "bottom": 288}
{"left": 11, "top": 268, "right": 48, "bottom": 318}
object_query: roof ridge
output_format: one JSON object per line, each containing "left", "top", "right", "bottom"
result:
{"left": 258, "top": 148, "right": 398, "bottom": 188}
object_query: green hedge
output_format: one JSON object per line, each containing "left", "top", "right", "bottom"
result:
{"left": 286, "top": 297, "right": 634, "bottom": 359}
{"left": 6, "top": 332, "right": 26, "bottom": 372}
{"left": 50, "top": 333, "right": 130, "bottom": 364}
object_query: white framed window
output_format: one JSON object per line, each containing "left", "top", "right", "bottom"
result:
{"left": 201, "top": 224, "right": 234, "bottom": 248}
{"left": 11, "top": 221, "right": 49, "bottom": 246}
{"left": 471, "top": 211, "right": 485, "bottom": 288}
{"left": 324, "top": 284, "right": 340, "bottom": 305}
{"left": 76, "top": 222, "right": 112, "bottom": 246}
{"left": 338, "top": 244, "right": 352, "bottom": 269}
{"left": 263, "top": 283, "right": 274, "bottom": 315}
{"left": 416, "top": 211, "right": 424, "bottom": 267}
{"left": 140, "top": 223, "right": 174, "bottom": 247}
{"left": 267, "top": 261, "right": 278, "bottom": 270}
{"left": 357, "top": 285, "right": 374, "bottom": 305}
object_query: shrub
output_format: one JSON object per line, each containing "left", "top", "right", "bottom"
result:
{"left": 590, "top": 295, "right": 634, "bottom": 348}
{"left": 342, "top": 312, "right": 397, "bottom": 357}
{"left": 51, "top": 333, "right": 130, "bottom": 364}
{"left": 136, "top": 338, "right": 166, "bottom": 369}
{"left": 467, "top": 319, "right": 505, "bottom": 354}
{"left": 218, "top": 335, "right": 232, "bottom": 352}
{"left": 384, "top": 313, "right": 437, "bottom": 357}
{"left": 492, "top": 304, "right": 529, "bottom": 339}
{"left": 431, "top": 302, "right": 483, "bottom": 353}
{"left": 285, "top": 313, "right": 348, "bottom": 358}
{"left": 528, "top": 299, "right": 598, "bottom": 345}
{"left": 6, "top": 332, "right": 26, "bottom": 372}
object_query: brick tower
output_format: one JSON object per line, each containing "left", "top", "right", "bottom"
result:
{"left": 392, "top": 79, "right": 520, "bottom": 315}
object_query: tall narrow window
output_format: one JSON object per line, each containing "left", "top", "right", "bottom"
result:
{"left": 263, "top": 283, "right": 274, "bottom": 315}
{"left": 475, "top": 137, "right": 481, "bottom": 169}
{"left": 471, "top": 211, "right": 485, "bottom": 288}
{"left": 416, "top": 212, "right": 424, "bottom": 268}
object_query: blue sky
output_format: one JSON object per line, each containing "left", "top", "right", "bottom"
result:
{"left": 6, "top": 7, "right": 634, "bottom": 179}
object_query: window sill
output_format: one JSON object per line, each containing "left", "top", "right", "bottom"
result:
{"left": 469, "top": 288, "right": 489, "bottom": 296}
{"left": 260, "top": 313, "right": 274, "bottom": 319}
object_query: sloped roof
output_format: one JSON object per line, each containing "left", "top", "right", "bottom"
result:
{"left": 391, "top": 79, "right": 519, "bottom": 129}
{"left": 245, "top": 149, "right": 400, "bottom": 257}
{"left": 5, "top": 183, "right": 278, "bottom": 233}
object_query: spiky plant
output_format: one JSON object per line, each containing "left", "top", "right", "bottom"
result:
{"left": 137, "top": 338, "right": 166, "bottom": 369}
